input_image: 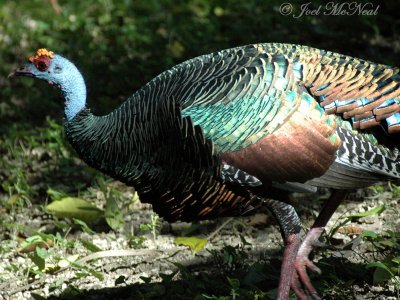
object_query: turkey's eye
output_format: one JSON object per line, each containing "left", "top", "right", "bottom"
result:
{"left": 33, "top": 56, "right": 51, "bottom": 72}
{"left": 37, "top": 61, "right": 48, "bottom": 71}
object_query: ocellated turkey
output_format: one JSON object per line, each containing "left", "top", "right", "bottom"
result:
{"left": 11, "top": 44, "right": 400, "bottom": 300}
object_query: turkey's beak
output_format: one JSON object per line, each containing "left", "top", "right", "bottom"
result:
{"left": 8, "top": 63, "right": 36, "bottom": 78}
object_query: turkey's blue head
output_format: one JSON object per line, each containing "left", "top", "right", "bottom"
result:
{"left": 11, "top": 48, "right": 86, "bottom": 121}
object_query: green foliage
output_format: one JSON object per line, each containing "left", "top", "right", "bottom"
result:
{"left": 80, "top": 239, "right": 102, "bottom": 253}
{"left": 174, "top": 236, "right": 208, "bottom": 252}
{"left": 1, "top": 0, "right": 399, "bottom": 127}
{"left": 72, "top": 218, "right": 96, "bottom": 234}
{"left": 328, "top": 204, "right": 386, "bottom": 240}
{"left": 96, "top": 178, "right": 126, "bottom": 231}
{"left": 208, "top": 236, "right": 252, "bottom": 277}
{"left": 46, "top": 197, "right": 104, "bottom": 223}
{"left": 12, "top": 224, "right": 101, "bottom": 281}
{"left": 321, "top": 201, "right": 400, "bottom": 296}
{"left": 367, "top": 261, "right": 399, "bottom": 284}
{"left": 140, "top": 213, "right": 161, "bottom": 241}
{"left": 362, "top": 226, "right": 400, "bottom": 286}
{"left": 347, "top": 205, "right": 386, "bottom": 220}
{"left": 125, "top": 234, "right": 146, "bottom": 249}
{"left": 0, "top": 118, "right": 90, "bottom": 208}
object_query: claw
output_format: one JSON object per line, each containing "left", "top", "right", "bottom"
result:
{"left": 296, "top": 257, "right": 319, "bottom": 297}
{"left": 291, "top": 272, "right": 309, "bottom": 300}
{"left": 305, "top": 259, "right": 321, "bottom": 275}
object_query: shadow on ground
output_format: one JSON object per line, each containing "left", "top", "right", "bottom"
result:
{"left": 42, "top": 255, "right": 384, "bottom": 300}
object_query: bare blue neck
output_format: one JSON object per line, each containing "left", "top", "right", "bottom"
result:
{"left": 62, "top": 65, "right": 87, "bottom": 121}
{"left": 61, "top": 69, "right": 86, "bottom": 121}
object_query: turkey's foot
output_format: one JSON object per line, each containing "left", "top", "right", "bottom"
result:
{"left": 291, "top": 190, "right": 348, "bottom": 299}
{"left": 291, "top": 227, "right": 324, "bottom": 300}
{"left": 261, "top": 198, "right": 302, "bottom": 300}
{"left": 276, "top": 232, "right": 302, "bottom": 300}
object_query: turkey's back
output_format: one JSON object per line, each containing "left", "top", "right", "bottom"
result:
{"left": 168, "top": 43, "right": 400, "bottom": 190}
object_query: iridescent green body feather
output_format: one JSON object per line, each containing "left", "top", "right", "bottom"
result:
{"left": 63, "top": 43, "right": 400, "bottom": 219}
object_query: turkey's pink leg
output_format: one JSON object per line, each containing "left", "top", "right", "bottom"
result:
{"left": 261, "top": 198, "right": 302, "bottom": 300}
{"left": 291, "top": 228, "right": 324, "bottom": 299}
{"left": 291, "top": 190, "right": 347, "bottom": 299}
{"left": 277, "top": 232, "right": 302, "bottom": 299}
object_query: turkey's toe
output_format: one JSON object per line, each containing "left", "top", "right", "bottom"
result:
{"left": 291, "top": 273, "right": 309, "bottom": 300}
{"left": 298, "top": 257, "right": 321, "bottom": 275}
{"left": 296, "top": 260, "right": 319, "bottom": 298}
